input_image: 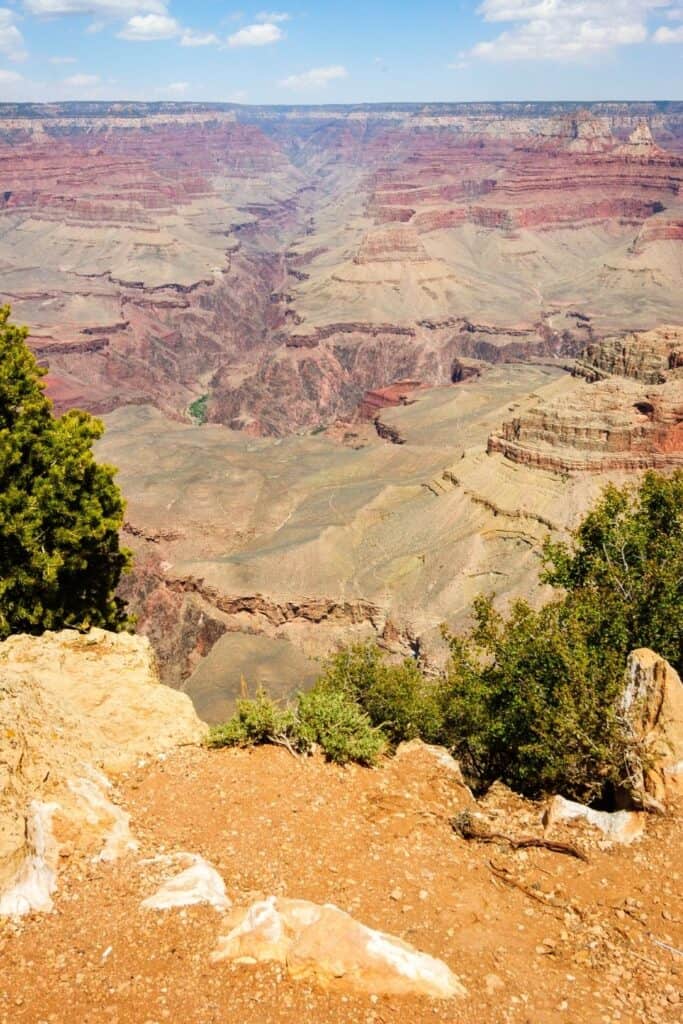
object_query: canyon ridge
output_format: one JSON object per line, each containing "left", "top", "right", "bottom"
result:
{"left": 1, "top": 100, "right": 682, "bottom": 714}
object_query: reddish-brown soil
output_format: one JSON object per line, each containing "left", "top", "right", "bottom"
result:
{"left": 2, "top": 745, "right": 681, "bottom": 1024}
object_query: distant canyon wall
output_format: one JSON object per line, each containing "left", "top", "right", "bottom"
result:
{"left": 0, "top": 102, "right": 682, "bottom": 435}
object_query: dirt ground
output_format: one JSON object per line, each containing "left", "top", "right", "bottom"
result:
{"left": 2, "top": 744, "right": 681, "bottom": 1024}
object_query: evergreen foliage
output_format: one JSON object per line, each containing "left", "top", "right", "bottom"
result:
{"left": 0, "top": 307, "right": 131, "bottom": 637}
{"left": 313, "top": 643, "right": 443, "bottom": 746}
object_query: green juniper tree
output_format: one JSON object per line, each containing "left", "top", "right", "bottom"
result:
{"left": 443, "top": 471, "right": 683, "bottom": 800}
{"left": 0, "top": 306, "right": 131, "bottom": 638}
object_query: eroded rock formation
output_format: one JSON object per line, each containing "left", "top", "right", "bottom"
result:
{"left": 490, "top": 326, "right": 683, "bottom": 473}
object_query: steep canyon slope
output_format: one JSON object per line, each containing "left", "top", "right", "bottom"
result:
{"left": 1, "top": 102, "right": 682, "bottom": 711}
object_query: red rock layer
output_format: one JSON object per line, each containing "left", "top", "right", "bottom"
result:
{"left": 0, "top": 107, "right": 681, "bottom": 435}
{"left": 358, "top": 381, "right": 423, "bottom": 420}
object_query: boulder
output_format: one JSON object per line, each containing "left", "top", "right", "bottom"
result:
{"left": 0, "top": 628, "right": 207, "bottom": 914}
{"left": 544, "top": 796, "right": 645, "bottom": 845}
{"left": 212, "top": 896, "right": 465, "bottom": 999}
{"left": 141, "top": 853, "right": 230, "bottom": 912}
{"left": 620, "top": 649, "right": 683, "bottom": 808}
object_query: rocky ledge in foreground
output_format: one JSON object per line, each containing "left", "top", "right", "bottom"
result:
{"left": 1, "top": 631, "right": 682, "bottom": 1023}
{"left": 0, "top": 628, "right": 206, "bottom": 914}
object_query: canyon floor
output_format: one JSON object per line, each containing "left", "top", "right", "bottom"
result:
{"left": 2, "top": 744, "right": 681, "bottom": 1024}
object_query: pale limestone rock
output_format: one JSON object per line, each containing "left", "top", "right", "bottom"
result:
{"left": 0, "top": 802, "right": 59, "bottom": 916}
{"left": 141, "top": 854, "right": 230, "bottom": 912}
{"left": 67, "top": 772, "right": 138, "bottom": 862}
{"left": 0, "top": 628, "right": 207, "bottom": 774}
{"left": 621, "top": 649, "right": 683, "bottom": 807}
{"left": 544, "top": 795, "right": 645, "bottom": 845}
{"left": 212, "top": 896, "right": 465, "bottom": 999}
{"left": 616, "top": 122, "right": 661, "bottom": 158}
{"left": 0, "top": 628, "right": 207, "bottom": 913}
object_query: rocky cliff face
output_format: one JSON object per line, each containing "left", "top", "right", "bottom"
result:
{"left": 574, "top": 325, "right": 683, "bottom": 384}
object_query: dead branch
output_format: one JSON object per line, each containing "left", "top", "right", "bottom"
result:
{"left": 452, "top": 810, "right": 589, "bottom": 862}
{"left": 487, "top": 861, "right": 570, "bottom": 919}
{"left": 269, "top": 733, "right": 301, "bottom": 760}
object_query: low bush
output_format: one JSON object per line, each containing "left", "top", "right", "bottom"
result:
{"left": 207, "top": 686, "right": 385, "bottom": 766}
{"left": 297, "top": 687, "right": 386, "bottom": 765}
{"left": 314, "top": 643, "right": 444, "bottom": 746}
{"left": 207, "top": 690, "right": 297, "bottom": 750}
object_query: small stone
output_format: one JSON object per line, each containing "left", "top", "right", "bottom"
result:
{"left": 485, "top": 973, "right": 504, "bottom": 996}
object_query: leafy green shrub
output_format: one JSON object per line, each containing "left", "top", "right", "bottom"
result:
{"left": 188, "top": 394, "right": 209, "bottom": 425}
{"left": 297, "top": 687, "right": 386, "bottom": 765}
{"left": 315, "top": 643, "right": 444, "bottom": 746}
{"left": 207, "top": 690, "right": 297, "bottom": 749}
{"left": 0, "top": 306, "right": 131, "bottom": 637}
{"left": 207, "top": 686, "right": 386, "bottom": 766}
{"left": 440, "top": 471, "right": 682, "bottom": 801}
{"left": 441, "top": 596, "right": 627, "bottom": 801}
{"left": 542, "top": 470, "right": 682, "bottom": 675}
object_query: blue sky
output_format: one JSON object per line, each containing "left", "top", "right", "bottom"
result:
{"left": 0, "top": 2, "right": 681, "bottom": 104}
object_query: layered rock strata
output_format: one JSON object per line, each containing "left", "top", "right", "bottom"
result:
{"left": 490, "top": 326, "right": 683, "bottom": 473}
{"left": 0, "top": 104, "right": 682, "bottom": 434}
{"left": 488, "top": 379, "right": 683, "bottom": 473}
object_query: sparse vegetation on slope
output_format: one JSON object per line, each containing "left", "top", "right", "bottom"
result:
{"left": 210, "top": 472, "right": 682, "bottom": 796}
{"left": 188, "top": 394, "right": 209, "bottom": 425}
{"left": 0, "top": 307, "right": 131, "bottom": 638}
{"left": 207, "top": 687, "right": 385, "bottom": 766}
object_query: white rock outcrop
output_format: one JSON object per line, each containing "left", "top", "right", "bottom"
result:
{"left": 0, "top": 628, "right": 207, "bottom": 914}
{"left": 544, "top": 795, "right": 645, "bottom": 845}
{"left": 142, "top": 854, "right": 230, "bottom": 912}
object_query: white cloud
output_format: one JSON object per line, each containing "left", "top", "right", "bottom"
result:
{"left": 49, "top": 55, "right": 78, "bottom": 63}
{"left": 654, "top": 22, "right": 683, "bottom": 37}
{"left": 0, "top": 68, "right": 23, "bottom": 82}
{"left": 0, "top": 8, "right": 28, "bottom": 62}
{"left": 24, "top": 1, "right": 167, "bottom": 13}
{"left": 63, "top": 72, "right": 100, "bottom": 85}
{"left": 279, "top": 64, "right": 348, "bottom": 89}
{"left": 255, "top": 10, "right": 290, "bottom": 22}
{"left": 180, "top": 29, "right": 219, "bottom": 46}
{"left": 156, "top": 79, "right": 189, "bottom": 95}
{"left": 118, "top": 12, "right": 179, "bottom": 39}
{"left": 471, "top": 0, "right": 672, "bottom": 60}
{"left": 227, "top": 22, "right": 283, "bottom": 47}
{"left": 23, "top": 1, "right": 167, "bottom": 12}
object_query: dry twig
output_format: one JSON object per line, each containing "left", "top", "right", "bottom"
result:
{"left": 452, "top": 810, "right": 589, "bottom": 862}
